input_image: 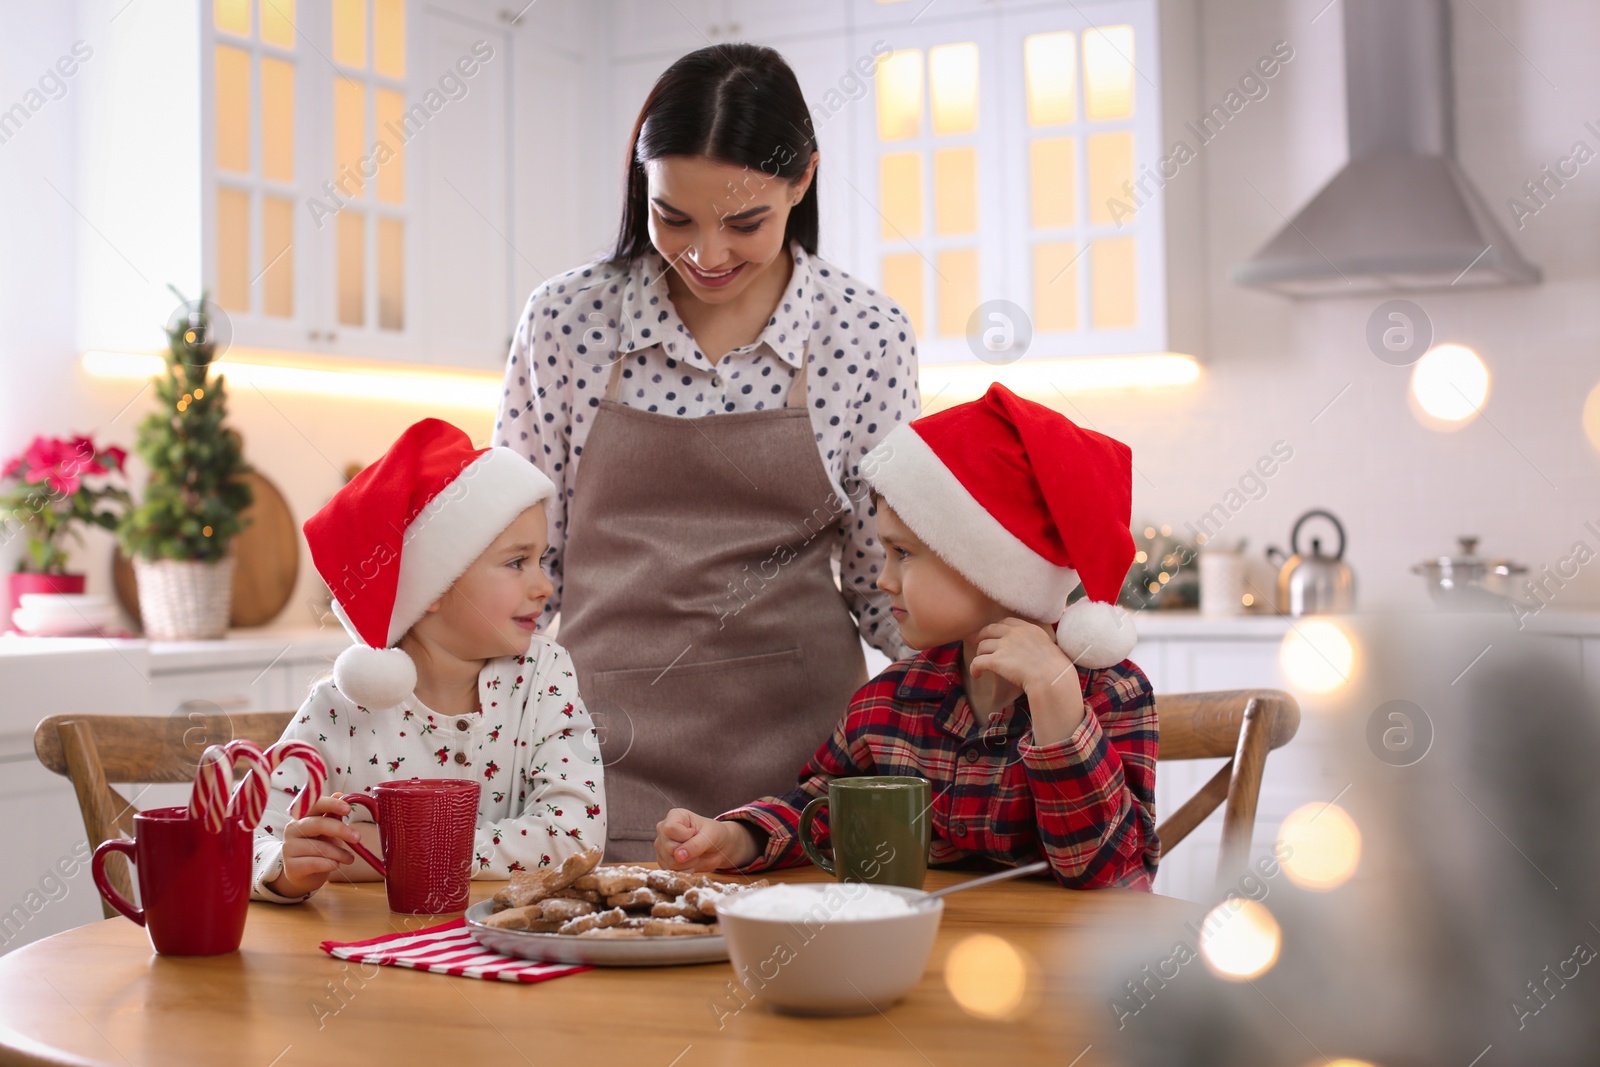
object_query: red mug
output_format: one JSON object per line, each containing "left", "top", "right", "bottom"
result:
{"left": 343, "top": 779, "right": 480, "bottom": 914}
{"left": 91, "top": 806, "right": 252, "bottom": 956}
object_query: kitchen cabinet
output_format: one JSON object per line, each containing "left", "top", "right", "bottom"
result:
{"left": 850, "top": 0, "right": 1204, "bottom": 366}
{"left": 74, "top": 0, "right": 555, "bottom": 370}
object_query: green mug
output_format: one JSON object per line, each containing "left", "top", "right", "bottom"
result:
{"left": 799, "top": 775, "right": 932, "bottom": 888}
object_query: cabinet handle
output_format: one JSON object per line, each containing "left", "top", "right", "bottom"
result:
{"left": 176, "top": 696, "right": 253, "bottom": 713}
{"left": 326, "top": 331, "right": 338, "bottom": 343}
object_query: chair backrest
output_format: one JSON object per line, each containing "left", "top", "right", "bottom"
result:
{"left": 34, "top": 711, "right": 295, "bottom": 919}
{"left": 1153, "top": 689, "right": 1300, "bottom": 887}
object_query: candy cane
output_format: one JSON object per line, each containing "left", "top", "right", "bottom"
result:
{"left": 188, "top": 744, "right": 234, "bottom": 833}
{"left": 224, "top": 739, "right": 271, "bottom": 830}
{"left": 266, "top": 740, "right": 327, "bottom": 820}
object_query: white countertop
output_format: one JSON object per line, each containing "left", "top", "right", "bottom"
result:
{"left": 0, "top": 626, "right": 350, "bottom": 673}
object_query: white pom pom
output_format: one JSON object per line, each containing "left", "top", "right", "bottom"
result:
{"left": 332, "top": 646, "right": 416, "bottom": 709}
{"left": 1056, "top": 599, "right": 1137, "bottom": 669}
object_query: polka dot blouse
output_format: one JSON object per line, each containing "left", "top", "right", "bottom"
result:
{"left": 495, "top": 242, "right": 919, "bottom": 660}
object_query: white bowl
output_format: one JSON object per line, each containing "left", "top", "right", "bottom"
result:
{"left": 19, "top": 593, "right": 110, "bottom": 610}
{"left": 718, "top": 883, "right": 943, "bottom": 1016}
{"left": 11, "top": 605, "right": 117, "bottom": 636}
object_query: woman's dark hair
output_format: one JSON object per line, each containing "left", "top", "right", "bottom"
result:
{"left": 608, "top": 44, "right": 819, "bottom": 265}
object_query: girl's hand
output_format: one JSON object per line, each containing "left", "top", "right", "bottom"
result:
{"left": 654, "top": 808, "right": 756, "bottom": 872}
{"left": 267, "top": 794, "right": 363, "bottom": 897}
{"left": 970, "top": 617, "right": 1079, "bottom": 695}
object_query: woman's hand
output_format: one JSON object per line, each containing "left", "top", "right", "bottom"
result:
{"left": 654, "top": 808, "right": 758, "bottom": 872}
{"left": 266, "top": 794, "right": 369, "bottom": 898}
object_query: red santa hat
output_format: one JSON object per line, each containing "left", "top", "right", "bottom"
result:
{"left": 303, "top": 418, "right": 556, "bottom": 709}
{"left": 862, "top": 383, "right": 1137, "bottom": 668}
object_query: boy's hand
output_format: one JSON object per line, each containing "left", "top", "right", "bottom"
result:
{"left": 266, "top": 794, "right": 365, "bottom": 898}
{"left": 971, "top": 617, "right": 1079, "bottom": 693}
{"left": 654, "top": 808, "right": 757, "bottom": 872}
{"left": 972, "top": 617, "right": 1090, "bottom": 747}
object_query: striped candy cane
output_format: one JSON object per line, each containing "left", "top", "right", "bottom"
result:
{"left": 188, "top": 744, "right": 234, "bottom": 833}
{"left": 224, "top": 739, "right": 271, "bottom": 831}
{"left": 265, "top": 740, "right": 327, "bottom": 819}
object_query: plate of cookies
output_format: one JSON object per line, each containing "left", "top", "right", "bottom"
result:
{"left": 465, "top": 849, "right": 769, "bottom": 967}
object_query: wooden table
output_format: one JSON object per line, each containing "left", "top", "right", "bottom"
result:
{"left": 0, "top": 867, "right": 1197, "bottom": 1067}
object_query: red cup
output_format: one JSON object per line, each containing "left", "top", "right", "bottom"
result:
{"left": 343, "top": 779, "right": 480, "bottom": 914}
{"left": 91, "top": 806, "right": 252, "bottom": 956}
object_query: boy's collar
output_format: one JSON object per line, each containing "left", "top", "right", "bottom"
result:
{"left": 894, "top": 641, "right": 964, "bottom": 701}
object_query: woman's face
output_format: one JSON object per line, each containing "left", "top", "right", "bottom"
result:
{"left": 644, "top": 153, "right": 817, "bottom": 305}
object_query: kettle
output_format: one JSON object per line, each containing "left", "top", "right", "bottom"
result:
{"left": 1265, "top": 509, "right": 1355, "bottom": 616}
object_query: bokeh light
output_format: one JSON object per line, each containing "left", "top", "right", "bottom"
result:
{"left": 1410, "top": 343, "right": 1489, "bottom": 426}
{"left": 1199, "top": 899, "right": 1281, "bottom": 980}
{"left": 1277, "top": 802, "right": 1362, "bottom": 890}
{"left": 1583, "top": 381, "right": 1600, "bottom": 453}
{"left": 1279, "top": 619, "right": 1355, "bottom": 694}
{"left": 945, "top": 933, "right": 1030, "bottom": 1019}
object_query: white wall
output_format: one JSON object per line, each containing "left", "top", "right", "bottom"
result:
{"left": 4, "top": 0, "right": 1598, "bottom": 632}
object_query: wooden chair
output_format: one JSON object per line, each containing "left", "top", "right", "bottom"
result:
{"left": 1153, "top": 689, "right": 1300, "bottom": 887}
{"left": 34, "top": 711, "right": 295, "bottom": 919}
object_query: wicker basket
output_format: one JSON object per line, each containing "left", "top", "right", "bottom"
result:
{"left": 132, "top": 557, "right": 236, "bottom": 640}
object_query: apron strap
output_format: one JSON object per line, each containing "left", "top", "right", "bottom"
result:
{"left": 604, "top": 340, "right": 810, "bottom": 407}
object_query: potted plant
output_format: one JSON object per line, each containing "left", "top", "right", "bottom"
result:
{"left": 117, "top": 290, "right": 253, "bottom": 640}
{"left": 0, "top": 435, "right": 130, "bottom": 631}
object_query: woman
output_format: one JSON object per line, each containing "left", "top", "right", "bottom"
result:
{"left": 495, "top": 43, "right": 919, "bottom": 860}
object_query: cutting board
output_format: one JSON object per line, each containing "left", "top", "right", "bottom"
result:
{"left": 114, "top": 470, "right": 300, "bottom": 629}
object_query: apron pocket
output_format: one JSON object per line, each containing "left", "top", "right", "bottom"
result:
{"left": 586, "top": 647, "right": 832, "bottom": 840}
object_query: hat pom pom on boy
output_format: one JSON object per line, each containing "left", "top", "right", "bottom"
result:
{"left": 863, "top": 384, "right": 1138, "bottom": 670}
{"left": 304, "top": 419, "right": 557, "bottom": 710}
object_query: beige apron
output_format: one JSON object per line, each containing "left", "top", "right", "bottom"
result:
{"left": 558, "top": 343, "right": 869, "bottom": 860}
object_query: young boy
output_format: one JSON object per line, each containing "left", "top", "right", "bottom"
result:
{"left": 250, "top": 419, "right": 606, "bottom": 902}
{"left": 654, "top": 384, "right": 1158, "bottom": 889}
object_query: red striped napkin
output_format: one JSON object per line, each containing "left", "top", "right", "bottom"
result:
{"left": 319, "top": 918, "right": 592, "bottom": 983}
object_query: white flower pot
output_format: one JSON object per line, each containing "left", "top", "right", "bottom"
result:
{"left": 132, "top": 557, "right": 236, "bottom": 640}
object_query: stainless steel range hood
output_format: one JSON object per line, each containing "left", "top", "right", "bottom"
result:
{"left": 1232, "top": 0, "right": 1540, "bottom": 297}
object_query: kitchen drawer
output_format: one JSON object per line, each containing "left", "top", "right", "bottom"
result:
{"left": 148, "top": 666, "right": 279, "bottom": 718}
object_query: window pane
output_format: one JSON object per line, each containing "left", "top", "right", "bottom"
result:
{"left": 936, "top": 247, "right": 978, "bottom": 338}
{"left": 1033, "top": 241, "right": 1079, "bottom": 333}
{"left": 215, "top": 45, "right": 250, "bottom": 174}
{"left": 260, "top": 0, "right": 294, "bottom": 47}
{"left": 929, "top": 43, "right": 978, "bottom": 136}
{"left": 334, "top": 79, "right": 367, "bottom": 197}
{"left": 882, "top": 253, "right": 924, "bottom": 339}
{"left": 215, "top": 0, "right": 251, "bottom": 37}
{"left": 878, "top": 152, "right": 922, "bottom": 240}
{"left": 262, "top": 194, "right": 294, "bottom": 318}
{"left": 876, "top": 50, "right": 922, "bottom": 142}
{"left": 375, "top": 89, "right": 405, "bottom": 204}
{"left": 933, "top": 146, "right": 977, "bottom": 236}
{"left": 333, "top": 0, "right": 367, "bottom": 69}
{"left": 337, "top": 211, "right": 365, "bottom": 326}
{"left": 1087, "top": 131, "right": 1134, "bottom": 226}
{"left": 377, "top": 216, "right": 404, "bottom": 330}
{"left": 1029, "top": 137, "right": 1075, "bottom": 229}
{"left": 216, "top": 187, "right": 251, "bottom": 312}
{"left": 1084, "top": 25, "right": 1135, "bottom": 121}
{"left": 374, "top": 0, "right": 405, "bottom": 78}
{"left": 1025, "top": 32, "right": 1076, "bottom": 127}
{"left": 261, "top": 57, "right": 294, "bottom": 182}
{"left": 1091, "top": 237, "right": 1137, "bottom": 329}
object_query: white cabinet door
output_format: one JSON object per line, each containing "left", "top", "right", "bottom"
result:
{"left": 147, "top": 666, "right": 279, "bottom": 718}
{"left": 729, "top": 0, "right": 852, "bottom": 41}
{"left": 414, "top": 10, "right": 516, "bottom": 369}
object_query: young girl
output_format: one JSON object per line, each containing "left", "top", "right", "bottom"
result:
{"left": 654, "top": 384, "right": 1159, "bottom": 889}
{"left": 250, "top": 418, "right": 606, "bottom": 902}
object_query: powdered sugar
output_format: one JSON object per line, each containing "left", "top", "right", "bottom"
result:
{"left": 719, "top": 883, "right": 918, "bottom": 922}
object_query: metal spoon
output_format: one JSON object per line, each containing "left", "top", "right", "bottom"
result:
{"left": 924, "top": 860, "right": 1052, "bottom": 900}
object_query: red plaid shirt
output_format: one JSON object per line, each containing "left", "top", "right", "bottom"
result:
{"left": 718, "top": 641, "right": 1160, "bottom": 890}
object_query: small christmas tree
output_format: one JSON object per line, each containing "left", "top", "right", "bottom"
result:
{"left": 117, "top": 288, "right": 252, "bottom": 562}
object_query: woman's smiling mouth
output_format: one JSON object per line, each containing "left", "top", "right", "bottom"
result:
{"left": 681, "top": 259, "right": 746, "bottom": 288}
